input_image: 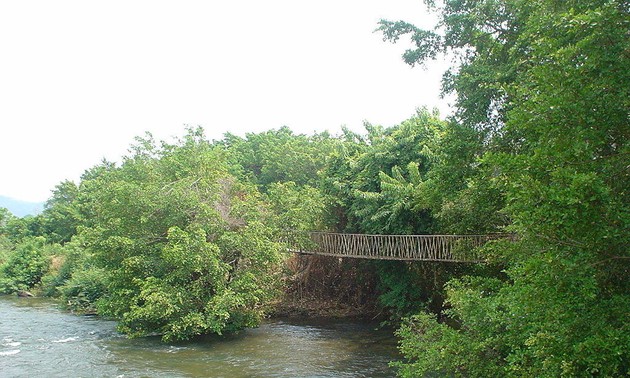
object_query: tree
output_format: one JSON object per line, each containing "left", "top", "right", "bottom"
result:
{"left": 380, "top": 0, "right": 629, "bottom": 376}
{"left": 0, "top": 237, "right": 57, "bottom": 293}
{"left": 42, "top": 180, "right": 80, "bottom": 244}
{"left": 72, "top": 128, "right": 284, "bottom": 341}
{"left": 322, "top": 109, "right": 447, "bottom": 234}
{"left": 265, "top": 181, "right": 329, "bottom": 232}
{"left": 0, "top": 208, "right": 15, "bottom": 266}
{"left": 3, "top": 215, "right": 46, "bottom": 243}
{"left": 219, "top": 126, "right": 335, "bottom": 191}
{"left": 0, "top": 207, "right": 12, "bottom": 229}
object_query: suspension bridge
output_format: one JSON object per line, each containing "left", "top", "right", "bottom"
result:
{"left": 285, "top": 232, "right": 513, "bottom": 263}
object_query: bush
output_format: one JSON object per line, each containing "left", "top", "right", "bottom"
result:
{"left": 0, "top": 237, "right": 55, "bottom": 293}
{"left": 41, "top": 240, "right": 91, "bottom": 297}
{"left": 60, "top": 267, "right": 108, "bottom": 313}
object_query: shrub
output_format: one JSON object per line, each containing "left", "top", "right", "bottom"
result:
{"left": 60, "top": 267, "right": 108, "bottom": 313}
{"left": 0, "top": 237, "right": 54, "bottom": 293}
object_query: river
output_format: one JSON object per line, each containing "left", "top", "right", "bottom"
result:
{"left": 0, "top": 296, "right": 399, "bottom": 377}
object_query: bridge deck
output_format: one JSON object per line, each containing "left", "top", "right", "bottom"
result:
{"left": 286, "top": 232, "right": 512, "bottom": 262}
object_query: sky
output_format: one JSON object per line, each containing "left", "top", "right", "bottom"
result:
{"left": 0, "top": 0, "right": 452, "bottom": 203}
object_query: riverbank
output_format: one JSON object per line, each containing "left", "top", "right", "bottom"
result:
{"left": 272, "top": 296, "right": 382, "bottom": 320}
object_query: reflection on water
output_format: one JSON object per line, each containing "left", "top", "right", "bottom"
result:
{"left": 0, "top": 296, "right": 399, "bottom": 377}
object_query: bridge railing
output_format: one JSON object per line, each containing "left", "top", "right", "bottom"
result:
{"left": 284, "top": 231, "right": 513, "bottom": 262}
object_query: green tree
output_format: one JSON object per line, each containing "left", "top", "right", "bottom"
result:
{"left": 76, "top": 128, "right": 283, "bottom": 341}
{"left": 0, "top": 207, "right": 12, "bottom": 229}
{"left": 0, "top": 208, "right": 15, "bottom": 264}
{"left": 381, "top": 0, "right": 629, "bottom": 376}
{"left": 0, "top": 237, "right": 58, "bottom": 293}
{"left": 42, "top": 180, "right": 81, "bottom": 244}
{"left": 323, "top": 109, "right": 447, "bottom": 234}
{"left": 265, "top": 181, "right": 329, "bottom": 232}
{"left": 220, "top": 126, "right": 335, "bottom": 191}
{"left": 3, "top": 215, "right": 46, "bottom": 243}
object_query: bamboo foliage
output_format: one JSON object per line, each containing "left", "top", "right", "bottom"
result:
{"left": 286, "top": 231, "right": 512, "bottom": 262}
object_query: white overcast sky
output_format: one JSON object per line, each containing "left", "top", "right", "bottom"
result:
{"left": 0, "top": 0, "right": 451, "bottom": 203}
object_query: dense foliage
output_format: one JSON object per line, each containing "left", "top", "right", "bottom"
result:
{"left": 1, "top": 129, "right": 288, "bottom": 340}
{"left": 380, "top": 0, "right": 629, "bottom": 376}
{"left": 0, "top": 237, "right": 56, "bottom": 293}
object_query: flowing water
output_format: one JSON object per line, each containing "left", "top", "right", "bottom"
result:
{"left": 0, "top": 296, "right": 399, "bottom": 377}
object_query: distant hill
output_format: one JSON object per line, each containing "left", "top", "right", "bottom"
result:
{"left": 0, "top": 196, "right": 45, "bottom": 217}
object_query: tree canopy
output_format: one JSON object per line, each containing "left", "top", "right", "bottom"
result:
{"left": 380, "top": 0, "right": 629, "bottom": 376}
